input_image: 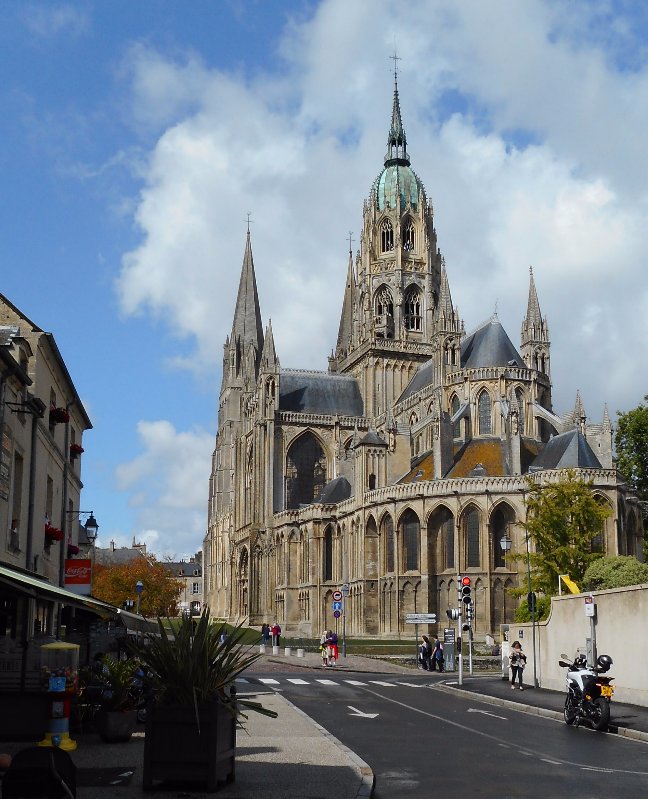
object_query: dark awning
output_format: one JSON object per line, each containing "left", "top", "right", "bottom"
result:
{"left": 0, "top": 564, "right": 158, "bottom": 634}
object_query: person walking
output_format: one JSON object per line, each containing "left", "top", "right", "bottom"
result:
{"left": 432, "top": 638, "right": 444, "bottom": 672}
{"left": 261, "top": 623, "right": 270, "bottom": 645}
{"left": 319, "top": 630, "right": 329, "bottom": 667}
{"left": 326, "top": 630, "right": 339, "bottom": 666}
{"left": 419, "top": 635, "right": 432, "bottom": 670}
{"left": 509, "top": 640, "right": 527, "bottom": 689}
{"left": 271, "top": 622, "right": 281, "bottom": 647}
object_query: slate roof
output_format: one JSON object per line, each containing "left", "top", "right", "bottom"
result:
{"left": 398, "top": 451, "right": 435, "bottom": 484}
{"left": 279, "top": 370, "right": 364, "bottom": 416}
{"left": 357, "top": 431, "right": 387, "bottom": 447}
{"left": 318, "top": 476, "right": 353, "bottom": 504}
{"left": 461, "top": 317, "right": 525, "bottom": 369}
{"left": 446, "top": 438, "right": 508, "bottom": 478}
{"left": 397, "top": 358, "right": 435, "bottom": 403}
{"left": 529, "top": 430, "right": 602, "bottom": 472}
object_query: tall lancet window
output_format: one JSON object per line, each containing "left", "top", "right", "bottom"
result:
{"left": 380, "top": 219, "right": 394, "bottom": 252}
{"left": 515, "top": 388, "right": 525, "bottom": 434}
{"left": 375, "top": 287, "right": 394, "bottom": 318}
{"left": 478, "top": 390, "right": 492, "bottom": 435}
{"left": 404, "top": 288, "right": 422, "bottom": 331}
{"left": 403, "top": 220, "right": 415, "bottom": 251}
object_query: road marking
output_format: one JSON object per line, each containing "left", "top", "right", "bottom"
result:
{"left": 316, "top": 679, "right": 339, "bottom": 685}
{"left": 467, "top": 708, "right": 507, "bottom": 720}
{"left": 581, "top": 767, "right": 614, "bottom": 773}
{"left": 344, "top": 680, "right": 368, "bottom": 686}
{"left": 541, "top": 759, "right": 563, "bottom": 766}
{"left": 257, "top": 678, "right": 280, "bottom": 685}
{"left": 235, "top": 678, "right": 250, "bottom": 683}
{"left": 398, "top": 682, "right": 426, "bottom": 688}
{"left": 369, "top": 681, "right": 397, "bottom": 687}
{"left": 348, "top": 705, "right": 379, "bottom": 719}
{"left": 285, "top": 678, "right": 310, "bottom": 684}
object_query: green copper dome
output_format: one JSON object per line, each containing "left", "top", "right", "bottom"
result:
{"left": 374, "top": 164, "right": 422, "bottom": 211}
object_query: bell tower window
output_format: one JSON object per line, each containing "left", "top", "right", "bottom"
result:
{"left": 403, "top": 220, "right": 415, "bottom": 251}
{"left": 404, "top": 288, "right": 422, "bottom": 331}
{"left": 380, "top": 219, "right": 394, "bottom": 253}
{"left": 478, "top": 390, "right": 492, "bottom": 435}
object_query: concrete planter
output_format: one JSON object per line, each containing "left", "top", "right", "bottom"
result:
{"left": 95, "top": 709, "right": 137, "bottom": 743}
{"left": 142, "top": 700, "right": 236, "bottom": 791}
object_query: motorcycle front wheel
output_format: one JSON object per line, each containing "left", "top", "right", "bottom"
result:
{"left": 564, "top": 695, "right": 577, "bottom": 725}
{"left": 590, "top": 696, "right": 610, "bottom": 731}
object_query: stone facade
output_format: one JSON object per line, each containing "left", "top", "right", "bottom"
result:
{"left": 203, "top": 77, "right": 643, "bottom": 639}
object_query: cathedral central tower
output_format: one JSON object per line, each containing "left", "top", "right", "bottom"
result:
{"left": 331, "top": 73, "right": 444, "bottom": 418}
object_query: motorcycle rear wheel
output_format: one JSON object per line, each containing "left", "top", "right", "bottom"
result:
{"left": 590, "top": 696, "right": 610, "bottom": 731}
{"left": 564, "top": 696, "right": 577, "bottom": 725}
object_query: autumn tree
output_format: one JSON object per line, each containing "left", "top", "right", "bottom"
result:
{"left": 93, "top": 554, "right": 184, "bottom": 617}
{"left": 520, "top": 471, "right": 611, "bottom": 596}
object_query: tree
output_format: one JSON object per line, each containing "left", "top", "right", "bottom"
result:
{"left": 93, "top": 554, "right": 184, "bottom": 617}
{"left": 615, "top": 397, "right": 648, "bottom": 502}
{"left": 582, "top": 555, "right": 648, "bottom": 591}
{"left": 514, "top": 594, "right": 552, "bottom": 623}
{"left": 518, "top": 471, "right": 611, "bottom": 596}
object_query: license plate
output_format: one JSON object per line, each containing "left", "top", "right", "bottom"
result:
{"left": 600, "top": 685, "right": 613, "bottom": 698}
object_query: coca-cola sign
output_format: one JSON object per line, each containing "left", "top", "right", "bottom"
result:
{"left": 64, "top": 559, "right": 92, "bottom": 595}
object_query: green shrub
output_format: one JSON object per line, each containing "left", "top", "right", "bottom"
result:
{"left": 582, "top": 555, "right": 648, "bottom": 590}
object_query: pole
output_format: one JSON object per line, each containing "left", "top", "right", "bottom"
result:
{"left": 458, "top": 611, "right": 463, "bottom": 686}
{"left": 468, "top": 624, "right": 473, "bottom": 675}
{"left": 342, "top": 583, "right": 349, "bottom": 658}
{"left": 526, "top": 535, "right": 538, "bottom": 688}
{"left": 414, "top": 623, "right": 419, "bottom": 668}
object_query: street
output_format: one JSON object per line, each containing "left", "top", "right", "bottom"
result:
{"left": 240, "top": 669, "right": 648, "bottom": 797}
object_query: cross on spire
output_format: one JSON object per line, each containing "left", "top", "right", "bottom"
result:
{"left": 390, "top": 49, "right": 401, "bottom": 80}
{"left": 348, "top": 231, "right": 354, "bottom": 254}
{"left": 245, "top": 212, "right": 253, "bottom": 233}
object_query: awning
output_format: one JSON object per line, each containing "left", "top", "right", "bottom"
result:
{"left": 0, "top": 564, "right": 158, "bottom": 633}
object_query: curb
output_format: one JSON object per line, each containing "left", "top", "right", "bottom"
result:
{"left": 275, "top": 693, "right": 375, "bottom": 798}
{"left": 434, "top": 683, "right": 648, "bottom": 743}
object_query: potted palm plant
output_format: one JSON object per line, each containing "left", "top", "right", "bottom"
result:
{"left": 128, "top": 607, "right": 276, "bottom": 791}
{"left": 93, "top": 656, "right": 139, "bottom": 743}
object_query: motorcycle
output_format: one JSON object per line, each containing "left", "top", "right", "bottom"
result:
{"left": 558, "top": 651, "right": 614, "bottom": 731}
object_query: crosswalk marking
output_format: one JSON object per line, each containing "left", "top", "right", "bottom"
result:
{"left": 315, "top": 679, "right": 339, "bottom": 685}
{"left": 369, "top": 680, "right": 397, "bottom": 687}
{"left": 343, "top": 680, "right": 368, "bottom": 686}
{"left": 286, "top": 678, "right": 310, "bottom": 684}
{"left": 398, "top": 682, "right": 425, "bottom": 688}
{"left": 235, "top": 677, "right": 250, "bottom": 683}
{"left": 257, "top": 678, "right": 281, "bottom": 685}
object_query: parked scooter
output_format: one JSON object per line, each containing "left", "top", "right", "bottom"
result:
{"left": 558, "top": 651, "right": 614, "bottom": 731}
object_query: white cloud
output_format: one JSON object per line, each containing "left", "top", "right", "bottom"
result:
{"left": 110, "top": 0, "right": 648, "bottom": 548}
{"left": 113, "top": 420, "right": 213, "bottom": 557}
{"left": 21, "top": 4, "right": 89, "bottom": 39}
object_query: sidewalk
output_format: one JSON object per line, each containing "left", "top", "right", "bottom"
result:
{"left": 436, "top": 673, "right": 648, "bottom": 743}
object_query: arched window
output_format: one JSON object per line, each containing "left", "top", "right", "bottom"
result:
{"left": 403, "top": 219, "right": 415, "bottom": 251}
{"left": 491, "top": 506, "right": 512, "bottom": 568}
{"left": 368, "top": 473, "right": 376, "bottom": 490}
{"left": 515, "top": 388, "right": 525, "bottom": 434}
{"left": 323, "top": 526, "right": 333, "bottom": 581}
{"left": 380, "top": 219, "right": 394, "bottom": 252}
{"left": 478, "top": 390, "right": 492, "bottom": 435}
{"left": 286, "top": 432, "right": 327, "bottom": 509}
{"left": 383, "top": 515, "right": 395, "bottom": 572}
{"left": 401, "top": 510, "right": 420, "bottom": 571}
{"left": 465, "top": 507, "right": 480, "bottom": 568}
{"left": 444, "top": 514, "right": 455, "bottom": 570}
{"left": 404, "top": 288, "right": 422, "bottom": 331}
{"left": 375, "top": 286, "right": 394, "bottom": 318}
{"left": 451, "top": 395, "right": 461, "bottom": 439}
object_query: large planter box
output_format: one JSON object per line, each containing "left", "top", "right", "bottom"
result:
{"left": 142, "top": 700, "right": 236, "bottom": 791}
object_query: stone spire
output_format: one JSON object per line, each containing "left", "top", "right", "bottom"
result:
{"left": 260, "top": 319, "right": 278, "bottom": 372}
{"left": 335, "top": 247, "right": 356, "bottom": 361}
{"left": 230, "top": 231, "right": 264, "bottom": 381}
{"left": 437, "top": 261, "right": 460, "bottom": 329}
{"left": 385, "top": 68, "right": 410, "bottom": 167}
{"left": 521, "top": 266, "right": 550, "bottom": 375}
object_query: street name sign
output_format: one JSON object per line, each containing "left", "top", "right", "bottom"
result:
{"left": 405, "top": 613, "right": 437, "bottom": 624}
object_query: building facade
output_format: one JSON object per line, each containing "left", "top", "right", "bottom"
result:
{"left": 203, "top": 77, "right": 643, "bottom": 638}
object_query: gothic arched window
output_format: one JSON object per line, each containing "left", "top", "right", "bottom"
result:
{"left": 404, "top": 288, "right": 422, "bottom": 331}
{"left": 491, "top": 506, "right": 513, "bottom": 568}
{"left": 323, "top": 526, "right": 333, "bottom": 581}
{"left": 451, "top": 394, "right": 461, "bottom": 439}
{"left": 380, "top": 218, "right": 394, "bottom": 252}
{"left": 465, "top": 507, "right": 480, "bottom": 568}
{"left": 478, "top": 390, "right": 492, "bottom": 435}
{"left": 403, "top": 219, "right": 415, "bottom": 251}
{"left": 286, "top": 432, "right": 327, "bottom": 509}
{"left": 401, "top": 509, "right": 420, "bottom": 571}
{"left": 375, "top": 286, "right": 394, "bottom": 318}
{"left": 383, "top": 515, "right": 395, "bottom": 573}
{"left": 515, "top": 388, "right": 525, "bottom": 434}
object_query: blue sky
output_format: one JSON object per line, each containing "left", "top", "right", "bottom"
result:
{"left": 3, "top": 0, "right": 648, "bottom": 559}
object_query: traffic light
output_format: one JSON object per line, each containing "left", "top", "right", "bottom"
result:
{"left": 527, "top": 592, "right": 537, "bottom": 614}
{"left": 446, "top": 608, "right": 459, "bottom": 620}
{"left": 460, "top": 575, "right": 472, "bottom": 605}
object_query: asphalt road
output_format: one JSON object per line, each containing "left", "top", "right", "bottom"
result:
{"left": 245, "top": 670, "right": 648, "bottom": 798}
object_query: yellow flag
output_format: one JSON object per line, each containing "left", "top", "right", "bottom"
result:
{"left": 560, "top": 575, "right": 580, "bottom": 594}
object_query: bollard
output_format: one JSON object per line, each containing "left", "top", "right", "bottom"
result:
{"left": 296, "top": 648, "right": 305, "bottom": 658}
{"left": 284, "top": 647, "right": 292, "bottom": 657}
{"left": 272, "top": 645, "right": 280, "bottom": 655}
{"left": 259, "top": 644, "right": 266, "bottom": 655}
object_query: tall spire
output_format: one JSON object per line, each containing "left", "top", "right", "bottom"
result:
{"left": 385, "top": 56, "right": 410, "bottom": 167}
{"left": 230, "top": 230, "right": 264, "bottom": 379}
{"left": 525, "top": 266, "right": 543, "bottom": 332}
{"left": 335, "top": 245, "right": 356, "bottom": 359}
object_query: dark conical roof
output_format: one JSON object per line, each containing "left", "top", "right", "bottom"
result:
{"left": 461, "top": 316, "right": 524, "bottom": 369}
{"left": 529, "top": 430, "right": 602, "bottom": 472}
{"left": 318, "top": 476, "right": 353, "bottom": 504}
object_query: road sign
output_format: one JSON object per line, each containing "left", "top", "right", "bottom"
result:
{"left": 332, "top": 601, "right": 343, "bottom": 611}
{"left": 333, "top": 610, "right": 341, "bottom": 618}
{"left": 332, "top": 590, "right": 343, "bottom": 601}
{"left": 585, "top": 595, "right": 596, "bottom": 617}
{"left": 405, "top": 613, "right": 437, "bottom": 624}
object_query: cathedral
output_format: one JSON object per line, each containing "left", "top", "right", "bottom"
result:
{"left": 202, "top": 75, "right": 643, "bottom": 639}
